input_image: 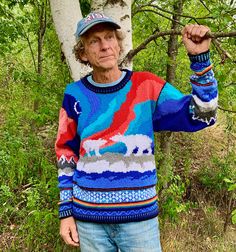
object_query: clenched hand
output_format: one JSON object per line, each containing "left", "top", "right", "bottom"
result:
{"left": 182, "top": 24, "right": 211, "bottom": 55}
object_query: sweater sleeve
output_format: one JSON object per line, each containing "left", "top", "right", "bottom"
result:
{"left": 55, "top": 91, "right": 81, "bottom": 218}
{"left": 153, "top": 50, "right": 218, "bottom": 132}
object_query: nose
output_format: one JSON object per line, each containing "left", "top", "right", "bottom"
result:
{"left": 100, "top": 38, "right": 110, "bottom": 50}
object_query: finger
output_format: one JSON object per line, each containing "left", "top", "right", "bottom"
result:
{"left": 181, "top": 24, "right": 189, "bottom": 35}
{"left": 192, "top": 26, "right": 202, "bottom": 36}
{"left": 182, "top": 24, "right": 194, "bottom": 38}
{"left": 70, "top": 225, "right": 79, "bottom": 243}
{"left": 182, "top": 26, "right": 193, "bottom": 46}
{"left": 187, "top": 25, "right": 205, "bottom": 42}
{"left": 190, "top": 25, "right": 211, "bottom": 41}
{"left": 199, "top": 25, "right": 210, "bottom": 38}
{"left": 182, "top": 31, "right": 189, "bottom": 45}
{"left": 61, "top": 233, "right": 80, "bottom": 247}
{"left": 185, "top": 24, "right": 195, "bottom": 39}
{"left": 191, "top": 26, "right": 202, "bottom": 42}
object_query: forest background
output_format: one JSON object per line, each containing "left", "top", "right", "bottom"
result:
{"left": 0, "top": 0, "right": 235, "bottom": 251}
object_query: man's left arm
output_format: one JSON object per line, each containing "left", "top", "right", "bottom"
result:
{"left": 153, "top": 25, "right": 218, "bottom": 132}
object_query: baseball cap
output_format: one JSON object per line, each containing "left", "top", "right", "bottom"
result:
{"left": 75, "top": 12, "right": 121, "bottom": 38}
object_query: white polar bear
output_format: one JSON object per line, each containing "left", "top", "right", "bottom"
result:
{"left": 110, "top": 133, "right": 152, "bottom": 157}
{"left": 83, "top": 138, "right": 107, "bottom": 157}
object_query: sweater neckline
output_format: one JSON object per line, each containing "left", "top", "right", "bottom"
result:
{"left": 81, "top": 69, "right": 132, "bottom": 94}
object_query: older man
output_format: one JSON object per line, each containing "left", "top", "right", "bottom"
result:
{"left": 55, "top": 12, "right": 218, "bottom": 252}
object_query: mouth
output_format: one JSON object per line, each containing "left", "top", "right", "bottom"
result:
{"left": 100, "top": 55, "right": 114, "bottom": 59}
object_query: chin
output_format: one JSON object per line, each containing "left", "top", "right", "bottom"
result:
{"left": 99, "top": 61, "right": 118, "bottom": 70}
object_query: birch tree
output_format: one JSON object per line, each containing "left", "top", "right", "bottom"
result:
{"left": 91, "top": 0, "right": 132, "bottom": 66}
{"left": 49, "top": 0, "right": 235, "bottom": 80}
{"left": 49, "top": 0, "right": 133, "bottom": 81}
{"left": 49, "top": 0, "right": 83, "bottom": 80}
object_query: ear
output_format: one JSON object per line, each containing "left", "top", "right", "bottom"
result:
{"left": 80, "top": 51, "right": 88, "bottom": 62}
{"left": 118, "top": 45, "right": 121, "bottom": 55}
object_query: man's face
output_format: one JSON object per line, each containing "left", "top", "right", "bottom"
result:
{"left": 81, "top": 24, "right": 121, "bottom": 71}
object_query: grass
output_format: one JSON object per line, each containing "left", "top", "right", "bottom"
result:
{"left": 0, "top": 56, "right": 235, "bottom": 252}
{"left": 161, "top": 210, "right": 236, "bottom": 252}
{"left": 0, "top": 119, "right": 235, "bottom": 251}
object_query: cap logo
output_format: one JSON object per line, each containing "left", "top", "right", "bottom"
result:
{"left": 75, "top": 12, "right": 120, "bottom": 37}
{"left": 84, "top": 13, "right": 109, "bottom": 23}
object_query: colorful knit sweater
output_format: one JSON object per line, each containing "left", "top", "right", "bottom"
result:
{"left": 55, "top": 51, "right": 218, "bottom": 223}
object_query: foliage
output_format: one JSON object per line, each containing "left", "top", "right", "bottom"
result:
{"left": 158, "top": 173, "right": 192, "bottom": 221}
{"left": 132, "top": 0, "right": 236, "bottom": 228}
{"left": 80, "top": 0, "right": 91, "bottom": 16}
{"left": 0, "top": 0, "right": 235, "bottom": 250}
{"left": 0, "top": 0, "right": 71, "bottom": 250}
{"left": 198, "top": 152, "right": 235, "bottom": 191}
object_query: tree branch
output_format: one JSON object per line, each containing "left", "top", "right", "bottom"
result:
{"left": 4, "top": 9, "right": 37, "bottom": 73}
{"left": 218, "top": 106, "right": 236, "bottom": 113}
{"left": 121, "top": 30, "right": 236, "bottom": 64}
{"left": 212, "top": 39, "right": 235, "bottom": 63}
{"left": 131, "top": 2, "right": 236, "bottom": 66}
{"left": 133, "top": 9, "right": 185, "bottom": 26}
{"left": 199, "top": 0, "right": 211, "bottom": 13}
{"left": 133, "top": 3, "right": 214, "bottom": 22}
{"left": 224, "top": 82, "right": 236, "bottom": 87}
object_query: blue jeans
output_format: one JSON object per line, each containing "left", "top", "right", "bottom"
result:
{"left": 76, "top": 217, "right": 162, "bottom": 252}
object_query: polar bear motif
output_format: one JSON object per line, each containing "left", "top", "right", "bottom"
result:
{"left": 110, "top": 133, "right": 152, "bottom": 157}
{"left": 83, "top": 138, "right": 107, "bottom": 157}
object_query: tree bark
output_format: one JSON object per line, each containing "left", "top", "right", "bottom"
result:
{"left": 50, "top": 0, "right": 133, "bottom": 79}
{"left": 34, "top": 0, "right": 47, "bottom": 112}
{"left": 91, "top": 0, "right": 133, "bottom": 69}
{"left": 49, "top": 0, "right": 83, "bottom": 81}
{"left": 158, "top": 0, "right": 184, "bottom": 187}
{"left": 37, "top": 1, "right": 47, "bottom": 76}
{"left": 124, "top": 30, "right": 236, "bottom": 63}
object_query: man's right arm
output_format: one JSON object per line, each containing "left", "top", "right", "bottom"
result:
{"left": 55, "top": 91, "right": 81, "bottom": 246}
{"left": 55, "top": 93, "right": 79, "bottom": 218}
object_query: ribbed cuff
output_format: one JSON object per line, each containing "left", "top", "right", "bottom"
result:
{"left": 188, "top": 50, "right": 210, "bottom": 62}
{"left": 59, "top": 209, "right": 73, "bottom": 219}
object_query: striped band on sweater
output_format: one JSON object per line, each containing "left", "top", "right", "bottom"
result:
{"left": 56, "top": 52, "right": 218, "bottom": 222}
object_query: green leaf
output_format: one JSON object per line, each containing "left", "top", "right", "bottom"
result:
{"left": 228, "top": 183, "right": 236, "bottom": 191}
{"left": 223, "top": 178, "right": 234, "bottom": 184}
{"left": 232, "top": 209, "right": 236, "bottom": 225}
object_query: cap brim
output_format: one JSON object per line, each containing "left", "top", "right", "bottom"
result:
{"left": 77, "top": 20, "right": 121, "bottom": 37}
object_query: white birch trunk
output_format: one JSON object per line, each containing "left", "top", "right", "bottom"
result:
{"left": 50, "top": 0, "right": 133, "bottom": 80}
{"left": 49, "top": 0, "right": 83, "bottom": 81}
{"left": 91, "top": 0, "right": 133, "bottom": 69}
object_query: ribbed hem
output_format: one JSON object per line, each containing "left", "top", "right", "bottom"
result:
{"left": 59, "top": 209, "right": 73, "bottom": 219}
{"left": 188, "top": 50, "right": 210, "bottom": 62}
{"left": 73, "top": 209, "right": 159, "bottom": 224}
